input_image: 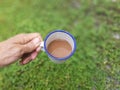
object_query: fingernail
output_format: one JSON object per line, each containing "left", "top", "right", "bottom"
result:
{"left": 33, "top": 38, "right": 40, "bottom": 47}
{"left": 31, "top": 52, "right": 37, "bottom": 60}
{"left": 36, "top": 47, "right": 41, "bottom": 52}
{"left": 23, "top": 60, "right": 30, "bottom": 64}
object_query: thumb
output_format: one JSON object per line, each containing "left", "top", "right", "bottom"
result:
{"left": 21, "top": 38, "right": 41, "bottom": 54}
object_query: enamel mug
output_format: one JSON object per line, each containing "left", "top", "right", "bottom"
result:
{"left": 40, "top": 30, "right": 76, "bottom": 64}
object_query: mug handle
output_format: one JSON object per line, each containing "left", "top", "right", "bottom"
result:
{"left": 40, "top": 41, "right": 45, "bottom": 51}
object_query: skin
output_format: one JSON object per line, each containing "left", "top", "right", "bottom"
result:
{"left": 0, "top": 33, "right": 42, "bottom": 67}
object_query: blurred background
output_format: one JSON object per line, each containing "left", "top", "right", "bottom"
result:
{"left": 0, "top": 0, "right": 120, "bottom": 90}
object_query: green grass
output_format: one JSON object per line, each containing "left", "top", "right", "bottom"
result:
{"left": 0, "top": 0, "right": 120, "bottom": 90}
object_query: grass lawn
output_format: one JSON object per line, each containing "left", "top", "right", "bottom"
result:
{"left": 0, "top": 0, "right": 120, "bottom": 90}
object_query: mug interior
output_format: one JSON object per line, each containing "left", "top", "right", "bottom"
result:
{"left": 44, "top": 30, "right": 76, "bottom": 60}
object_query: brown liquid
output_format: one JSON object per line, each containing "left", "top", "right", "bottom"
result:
{"left": 47, "top": 39, "right": 72, "bottom": 58}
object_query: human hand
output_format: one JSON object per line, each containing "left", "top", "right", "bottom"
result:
{"left": 0, "top": 33, "right": 42, "bottom": 67}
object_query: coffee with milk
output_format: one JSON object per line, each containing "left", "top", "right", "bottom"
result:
{"left": 47, "top": 39, "right": 72, "bottom": 58}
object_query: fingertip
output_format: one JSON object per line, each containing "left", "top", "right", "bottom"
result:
{"left": 21, "top": 57, "right": 32, "bottom": 65}
{"left": 21, "top": 52, "right": 37, "bottom": 65}
{"left": 22, "top": 60, "right": 32, "bottom": 65}
{"left": 36, "top": 47, "right": 41, "bottom": 52}
{"left": 31, "top": 52, "right": 38, "bottom": 60}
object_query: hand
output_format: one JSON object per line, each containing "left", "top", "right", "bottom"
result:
{"left": 0, "top": 33, "right": 42, "bottom": 67}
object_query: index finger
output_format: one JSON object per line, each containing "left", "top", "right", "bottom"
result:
{"left": 10, "top": 33, "right": 43, "bottom": 44}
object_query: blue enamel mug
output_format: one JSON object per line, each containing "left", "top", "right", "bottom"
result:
{"left": 40, "top": 30, "right": 76, "bottom": 64}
